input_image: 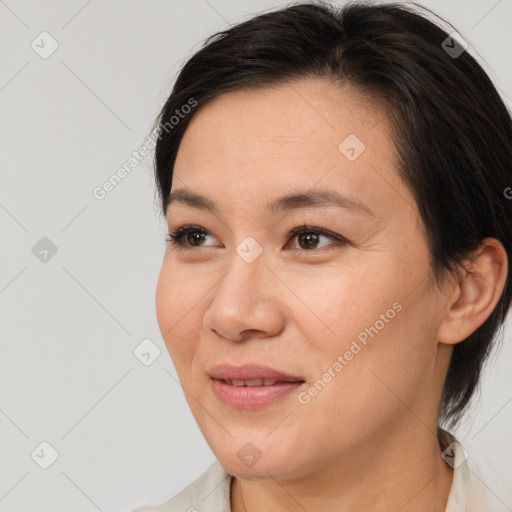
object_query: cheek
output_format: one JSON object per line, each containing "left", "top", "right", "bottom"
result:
{"left": 155, "top": 265, "right": 177, "bottom": 340}
{"left": 286, "top": 255, "right": 435, "bottom": 396}
{"left": 155, "top": 263, "right": 203, "bottom": 369}
{"left": 279, "top": 259, "right": 399, "bottom": 345}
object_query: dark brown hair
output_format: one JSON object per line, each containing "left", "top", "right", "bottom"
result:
{"left": 152, "top": 0, "right": 512, "bottom": 431}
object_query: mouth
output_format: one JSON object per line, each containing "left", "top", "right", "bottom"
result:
{"left": 208, "top": 363, "right": 304, "bottom": 382}
{"left": 208, "top": 364, "right": 306, "bottom": 409}
{"left": 218, "top": 378, "right": 302, "bottom": 387}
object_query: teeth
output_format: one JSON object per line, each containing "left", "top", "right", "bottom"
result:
{"left": 231, "top": 379, "right": 248, "bottom": 387}
{"left": 225, "top": 378, "right": 279, "bottom": 386}
{"left": 245, "top": 379, "right": 264, "bottom": 387}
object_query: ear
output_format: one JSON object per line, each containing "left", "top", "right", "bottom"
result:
{"left": 437, "top": 238, "right": 508, "bottom": 345}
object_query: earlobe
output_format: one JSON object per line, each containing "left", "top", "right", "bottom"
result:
{"left": 437, "top": 238, "right": 508, "bottom": 345}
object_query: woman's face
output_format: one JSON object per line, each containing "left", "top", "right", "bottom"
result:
{"left": 156, "top": 78, "right": 452, "bottom": 479}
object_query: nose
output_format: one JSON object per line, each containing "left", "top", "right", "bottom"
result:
{"left": 202, "top": 253, "right": 285, "bottom": 343}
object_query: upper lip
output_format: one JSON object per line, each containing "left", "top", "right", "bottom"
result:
{"left": 208, "top": 364, "right": 304, "bottom": 382}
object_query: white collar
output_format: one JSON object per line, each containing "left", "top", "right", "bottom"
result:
{"left": 444, "top": 439, "right": 472, "bottom": 511}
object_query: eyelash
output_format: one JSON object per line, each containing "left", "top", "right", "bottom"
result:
{"left": 165, "top": 224, "right": 349, "bottom": 252}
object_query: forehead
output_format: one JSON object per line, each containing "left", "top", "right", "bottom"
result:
{"left": 171, "top": 78, "right": 411, "bottom": 220}
{"left": 178, "top": 78, "right": 388, "bottom": 154}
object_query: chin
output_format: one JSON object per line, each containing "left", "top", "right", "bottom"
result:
{"left": 212, "top": 437, "right": 305, "bottom": 481}
{"left": 219, "top": 454, "right": 287, "bottom": 481}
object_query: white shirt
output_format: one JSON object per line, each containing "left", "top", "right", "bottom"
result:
{"left": 133, "top": 439, "right": 509, "bottom": 511}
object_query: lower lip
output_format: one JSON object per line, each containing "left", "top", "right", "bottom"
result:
{"left": 211, "top": 378, "right": 304, "bottom": 409}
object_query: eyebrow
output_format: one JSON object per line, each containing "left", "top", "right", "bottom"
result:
{"left": 167, "top": 188, "right": 375, "bottom": 218}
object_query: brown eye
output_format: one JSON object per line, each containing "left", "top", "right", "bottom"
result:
{"left": 166, "top": 224, "right": 348, "bottom": 252}
{"left": 186, "top": 231, "right": 207, "bottom": 246}
{"left": 297, "top": 231, "right": 321, "bottom": 249}
{"left": 288, "top": 226, "right": 347, "bottom": 251}
{"left": 166, "top": 226, "right": 218, "bottom": 248}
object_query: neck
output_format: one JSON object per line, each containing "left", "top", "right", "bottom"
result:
{"left": 230, "top": 423, "right": 454, "bottom": 512}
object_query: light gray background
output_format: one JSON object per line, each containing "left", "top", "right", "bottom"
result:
{"left": 1, "top": 0, "right": 511, "bottom": 511}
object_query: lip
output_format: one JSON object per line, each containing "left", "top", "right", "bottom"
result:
{"left": 208, "top": 363, "right": 304, "bottom": 382}
{"left": 208, "top": 364, "right": 305, "bottom": 410}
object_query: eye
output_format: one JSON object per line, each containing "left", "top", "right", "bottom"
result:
{"left": 166, "top": 224, "right": 348, "bottom": 251}
{"left": 166, "top": 225, "right": 218, "bottom": 248}
{"left": 286, "top": 225, "right": 347, "bottom": 251}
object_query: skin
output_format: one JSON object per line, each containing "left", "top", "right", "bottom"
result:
{"left": 155, "top": 78, "right": 508, "bottom": 511}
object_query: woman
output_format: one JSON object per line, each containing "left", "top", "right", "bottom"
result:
{"left": 135, "top": 1, "right": 511, "bottom": 510}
